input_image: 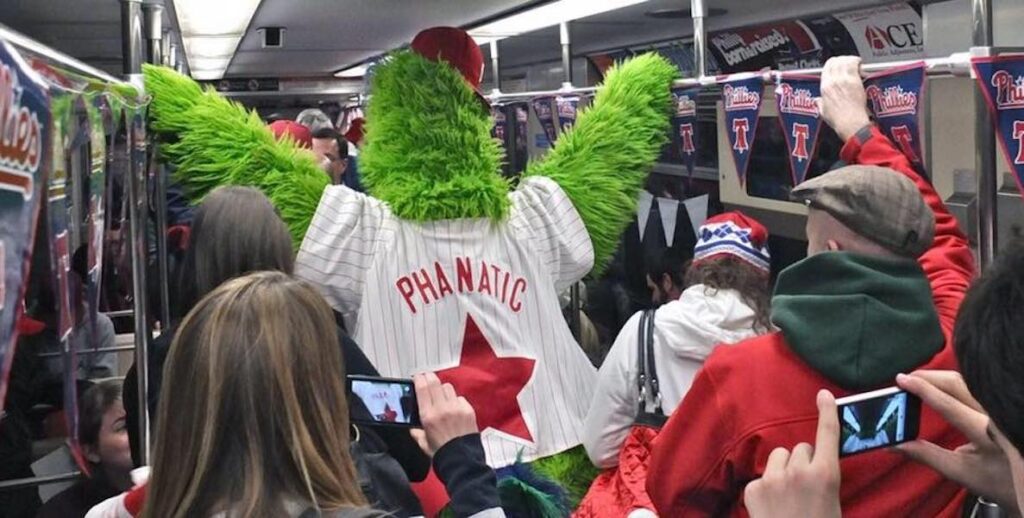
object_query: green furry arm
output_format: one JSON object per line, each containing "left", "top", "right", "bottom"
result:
{"left": 143, "top": 65, "right": 328, "bottom": 246}
{"left": 523, "top": 53, "right": 676, "bottom": 274}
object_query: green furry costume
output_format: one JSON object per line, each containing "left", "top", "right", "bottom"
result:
{"left": 144, "top": 50, "right": 675, "bottom": 515}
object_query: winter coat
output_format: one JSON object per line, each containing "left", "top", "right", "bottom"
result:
{"left": 647, "top": 126, "right": 976, "bottom": 517}
{"left": 83, "top": 435, "right": 504, "bottom": 518}
{"left": 582, "top": 285, "right": 764, "bottom": 468}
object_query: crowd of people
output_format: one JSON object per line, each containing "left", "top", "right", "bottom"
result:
{"left": 3, "top": 28, "right": 1024, "bottom": 518}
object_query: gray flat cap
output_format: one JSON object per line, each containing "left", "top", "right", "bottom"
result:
{"left": 791, "top": 165, "right": 935, "bottom": 257}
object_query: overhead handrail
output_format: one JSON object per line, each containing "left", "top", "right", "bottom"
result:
{"left": 0, "top": 22, "right": 127, "bottom": 86}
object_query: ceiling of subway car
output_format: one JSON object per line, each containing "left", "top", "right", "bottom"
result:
{"left": 0, "top": 0, "right": 946, "bottom": 80}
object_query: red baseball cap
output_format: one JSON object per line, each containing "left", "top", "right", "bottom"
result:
{"left": 411, "top": 27, "right": 488, "bottom": 106}
{"left": 268, "top": 120, "right": 312, "bottom": 149}
{"left": 344, "top": 117, "right": 365, "bottom": 144}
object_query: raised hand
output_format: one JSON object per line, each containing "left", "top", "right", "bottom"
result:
{"left": 818, "top": 56, "right": 872, "bottom": 141}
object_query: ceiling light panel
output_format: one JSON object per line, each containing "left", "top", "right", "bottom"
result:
{"left": 469, "top": 0, "right": 650, "bottom": 43}
{"left": 175, "top": 0, "right": 262, "bottom": 80}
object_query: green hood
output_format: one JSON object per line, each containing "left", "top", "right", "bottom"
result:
{"left": 771, "top": 252, "right": 944, "bottom": 391}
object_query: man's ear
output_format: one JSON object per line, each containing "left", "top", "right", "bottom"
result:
{"left": 826, "top": 239, "right": 842, "bottom": 252}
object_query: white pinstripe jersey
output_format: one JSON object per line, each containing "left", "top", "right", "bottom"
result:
{"left": 295, "top": 176, "right": 598, "bottom": 467}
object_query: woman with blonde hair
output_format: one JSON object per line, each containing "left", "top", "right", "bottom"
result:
{"left": 89, "top": 272, "right": 502, "bottom": 518}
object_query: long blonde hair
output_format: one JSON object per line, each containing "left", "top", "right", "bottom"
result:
{"left": 142, "top": 271, "right": 367, "bottom": 517}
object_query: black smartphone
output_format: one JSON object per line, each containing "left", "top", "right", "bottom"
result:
{"left": 836, "top": 386, "right": 921, "bottom": 457}
{"left": 346, "top": 375, "right": 421, "bottom": 428}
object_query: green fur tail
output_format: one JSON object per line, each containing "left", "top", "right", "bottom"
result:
{"left": 143, "top": 65, "right": 328, "bottom": 246}
{"left": 524, "top": 53, "right": 676, "bottom": 275}
{"left": 531, "top": 446, "right": 599, "bottom": 505}
{"left": 496, "top": 477, "right": 569, "bottom": 518}
{"left": 359, "top": 51, "right": 509, "bottom": 221}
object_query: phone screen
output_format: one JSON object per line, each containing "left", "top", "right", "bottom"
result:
{"left": 347, "top": 376, "right": 420, "bottom": 427}
{"left": 837, "top": 388, "right": 920, "bottom": 457}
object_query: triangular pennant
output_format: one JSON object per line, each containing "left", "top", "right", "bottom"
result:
{"left": 972, "top": 56, "right": 1024, "bottom": 198}
{"left": 864, "top": 62, "right": 927, "bottom": 174}
{"left": 555, "top": 95, "right": 580, "bottom": 133}
{"left": 657, "top": 197, "right": 680, "bottom": 248}
{"left": 684, "top": 194, "right": 710, "bottom": 237}
{"left": 672, "top": 86, "right": 701, "bottom": 177}
{"left": 722, "top": 76, "right": 765, "bottom": 187}
{"left": 531, "top": 97, "right": 559, "bottom": 144}
{"left": 775, "top": 75, "right": 823, "bottom": 185}
{"left": 637, "top": 190, "right": 653, "bottom": 242}
{"left": 0, "top": 41, "right": 52, "bottom": 414}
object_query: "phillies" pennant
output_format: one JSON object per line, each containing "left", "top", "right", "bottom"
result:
{"left": 555, "top": 95, "right": 580, "bottom": 133}
{"left": 722, "top": 76, "right": 764, "bottom": 187}
{"left": 775, "top": 74, "right": 823, "bottom": 185}
{"left": 0, "top": 41, "right": 50, "bottom": 414}
{"left": 531, "top": 97, "right": 559, "bottom": 144}
{"left": 864, "top": 62, "right": 926, "bottom": 174}
{"left": 973, "top": 55, "right": 1024, "bottom": 197}
{"left": 672, "top": 86, "right": 701, "bottom": 177}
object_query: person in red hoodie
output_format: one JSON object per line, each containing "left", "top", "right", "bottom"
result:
{"left": 646, "top": 55, "right": 976, "bottom": 517}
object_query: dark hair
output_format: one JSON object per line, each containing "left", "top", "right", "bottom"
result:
{"left": 311, "top": 127, "right": 350, "bottom": 157}
{"left": 955, "top": 239, "right": 1024, "bottom": 454}
{"left": 174, "top": 186, "right": 294, "bottom": 319}
{"left": 645, "top": 247, "right": 687, "bottom": 288}
{"left": 683, "top": 256, "right": 772, "bottom": 333}
{"left": 80, "top": 379, "right": 123, "bottom": 450}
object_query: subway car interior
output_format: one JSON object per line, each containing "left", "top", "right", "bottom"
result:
{"left": 1, "top": 0, "right": 1023, "bottom": 516}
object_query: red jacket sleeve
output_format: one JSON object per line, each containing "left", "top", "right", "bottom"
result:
{"left": 839, "top": 126, "right": 976, "bottom": 337}
{"left": 647, "top": 360, "right": 740, "bottom": 516}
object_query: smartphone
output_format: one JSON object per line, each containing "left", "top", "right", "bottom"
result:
{"left": 835, "top": 386, "right": 921, "bottom": 457}
{"left": 346, "top": 375, "right": 421, "bottom": 428}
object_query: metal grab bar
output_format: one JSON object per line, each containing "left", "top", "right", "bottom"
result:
{"left": 485, "top": 53, "right": 971, "bottom": 102}
{"left": 674, "top": 52, "right": 973, "bottom": 88}
{"left": 0, "top": 22, "right": 127, "bottom": 86}
{"left": 37, "top": 345, "right": 138, "bottom": 358}
{"left": 0, "top": 472, "right": 82, "bottom": 492}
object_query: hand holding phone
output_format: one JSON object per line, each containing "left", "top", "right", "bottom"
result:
{"left": 745, "top": 390, "right": 842, "bottom": 518}
{"left": 412, "top": 372, "right": 479, "bottom": 456}
{"left": 895, "top": 371, "right": 1020, "bottom": 514}
{"left": 836, "top": 386, "right": 921, "bottom": 457}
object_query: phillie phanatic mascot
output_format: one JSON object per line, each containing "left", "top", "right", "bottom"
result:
{"left": 143, "top": 26, "right": 675, "bottom": 513}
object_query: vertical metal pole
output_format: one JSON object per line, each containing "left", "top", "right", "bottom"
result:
{"left": 973, "top": 0, "right": 997, "bottom": 266}
{"left": 167, "top": 41, "right": 178, "bottom": 71}
{"left": 120, "top": 0, "right": 144, "bottom": 84}
{"left": 122, "top": 0, "right": 151, "bottom": 466}
{"left": 143, "top": 1, "right": 171, "bottom": 327}
{"left": 143, "top": 3, "right": 163, "bottom": 65}
{"left": 560, "top": 22, "right": 573, "bottom": 87}
{"left": 692, "top": 0, "right": 708, "bottom": 79}
{"left": 490, "top": 40, "right": 502, "bottom": 93}
{"left": 161, "top": 30, "right": 171, "bottom": 67}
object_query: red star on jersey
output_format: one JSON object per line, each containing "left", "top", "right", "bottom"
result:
{"left": 436, "top": 315, "right": 536, "bottom": 442}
